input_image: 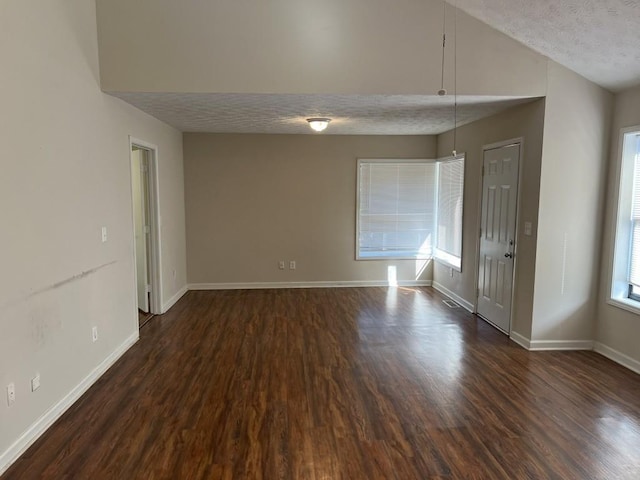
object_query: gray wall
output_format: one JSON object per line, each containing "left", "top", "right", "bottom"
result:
{"left": 184, "top": 134, "right": 436, "bottom": 287}
{"left": 96, "top": 0, "right": 547, "bottom": 97}
{"left": 532, "top": 62, "right": 613, "bottom": 344}
{"left": 0, "top": 0, "right": 187, "bottom": 469}
{"left": 597, "top": 84, "right": 640, "bottom": 367}
{"left": 435, "top": 99, "right": 546, "bottom": 339}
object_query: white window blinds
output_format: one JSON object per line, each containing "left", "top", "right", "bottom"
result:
{"left": 435, "top": 157, "right": 465, "bottom": 268}
{"left": 629, "top": 137, "right": 640, "bottom": 287}
{"left": 358, "top": 161, "right": 437, "bottom": 258}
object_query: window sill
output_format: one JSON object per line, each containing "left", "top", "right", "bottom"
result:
{"left": 434, "top": 258, "right": 461, "bottom": 272}
{"left": 607, "top": 297, "right": 640, "bottom": 316}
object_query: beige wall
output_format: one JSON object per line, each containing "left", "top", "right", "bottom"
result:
{"left": 184, "top": 134, "right": 436, "bottom": 286}
{"left": 597, "top": 84, "right": 640, "bottom": 364}
{"left": 0, "top": 0, "right": 186, "bottom": 469}
{"left": 96, "top": 0, "right": 547, "bottom": 97}
{"left": 435, "top": 100, "right": 546, "bottom": 338}
{"left": 531, "top": 62, "right": 613, "bottom": 343}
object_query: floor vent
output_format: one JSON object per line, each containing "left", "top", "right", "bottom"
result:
{"left": 443, "top": 299, "right": 461, "bottom": 308}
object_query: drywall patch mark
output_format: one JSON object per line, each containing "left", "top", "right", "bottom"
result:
{"left": 27, "top": 261, "right": 117, "bottom": 298}
{"left": 0, "top": 261, "right": 117, "bottom": 310}
{"left": 29, "top": 299, "right": 62, "bottom": 350}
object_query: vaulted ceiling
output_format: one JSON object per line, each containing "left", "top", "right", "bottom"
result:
{"left": 99, "top": 0, "right": 640, "bottom": 135}
{"left": 454, "top": 0, "right": 640, "bottom": 92}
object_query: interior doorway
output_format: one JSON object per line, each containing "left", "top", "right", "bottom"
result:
{"left": 130, "top": 138, "right": 162, "bottom": 326}
{"left": 476, "top": 141, "right": 521, "bottom": 334}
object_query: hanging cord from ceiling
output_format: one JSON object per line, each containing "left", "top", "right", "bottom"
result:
{"left": 438, "top": 1, "right": 447, "bottom": 97}
{"left": 453, "top": 0, "right": 458, "bottom": 157}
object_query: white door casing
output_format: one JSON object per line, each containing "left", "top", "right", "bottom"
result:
{"left": 477, "top": 143, "right": 520, "bottom": 333}
{"left": 132, "top": 148, "right": 150, "bottom": 313}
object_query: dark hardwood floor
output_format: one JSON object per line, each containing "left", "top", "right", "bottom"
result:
{"left": 3, "top": 287, "right": 640, "bottom": 479}
{"left": 138, "top": 309, "right": 154, "bottom": 329}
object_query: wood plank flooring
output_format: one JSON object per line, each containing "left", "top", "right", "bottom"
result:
{"left": 138, "top": 309, "right": 154, "bottom": 329}
{"left": 3, "top": 287, "right": 640, "bottom": 479}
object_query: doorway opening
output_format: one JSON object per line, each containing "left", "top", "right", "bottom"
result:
{"left": 130, "top": 137, "right": 162, "bottom": 327}
{"left": 476, "top": 140, "right": 522, "bottom": 334}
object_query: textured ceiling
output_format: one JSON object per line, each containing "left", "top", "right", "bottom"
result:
{"left": 110, "top": 1, "right": 639, "bottom": 135}
{"left": 454, "top": 0, "right": 640, "bottom": 92}
{"left": 113, "top": 92, "right": 535, "bottom": 135}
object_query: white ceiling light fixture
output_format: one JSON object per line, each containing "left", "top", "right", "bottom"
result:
{"left": 307, "top": 117, "right": 331, "bottom": 132}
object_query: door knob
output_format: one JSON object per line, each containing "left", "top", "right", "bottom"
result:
{"left": 504, "top": 252, "right": 513, "bottom": 258}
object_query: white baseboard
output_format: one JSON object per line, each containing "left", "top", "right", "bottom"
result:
{"left": 509, "top": 331, "right": 531, "bottom": 349}
{"left": 528, "top": 339, "right": 595, "bottom": 351}
{"left": 594, "top": 342, "right": 640, "bottom": 375}
{"left": 431, "top": 282, "right": 474, "bottom": 312}
{"left": 188, "top": 280, "right": 433, "bottom": 290}
{"left": 162, "top": 285, "right": 188, "bottom": 313}
{"left": 0, "top": 332, "right": 139, "bottom": 476}
{"left": 509, "top": 334, "right": 594, "bottom": 352}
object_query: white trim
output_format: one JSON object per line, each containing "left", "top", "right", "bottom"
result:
{"left": 594, "top": 342, "right": 640, "bottom": 375}
{"left": 162, "top": 285, "right": 188, "bottom": 313}
{"left": 509, "top": 331, "right": 531, "bottom": 349}
{"left": 129, "top": 137, "right": 163, "bottom": 315}
{"left": 527, "top": 340, "right": 594, "bottom": 351}
{"left": 606, "top": 297, "right": 640, "bottom": 316}
{"left": 432, "top": 282, "right": 474, "bottom": 312}
{"left": 0, "top": 332, "right": 139, "bottom": 476}
{"left": 189, "top": 280, "right": 433, "bottom": 291}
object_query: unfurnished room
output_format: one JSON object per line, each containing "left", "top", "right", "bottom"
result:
{"left": 2, "top": 0, "right": 640, "bottom": 478}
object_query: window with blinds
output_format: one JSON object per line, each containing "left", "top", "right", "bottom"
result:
{"left": 358, "top": 161, "right": 437, "bottom": 259}
{"left": 357, "top": 157, "right": 464, "bottom": 264}
{"left": 610, "top": 128, "right": 640, "bottom": 309}
{"left": 435, "top": 157, "right": 465, "bottom": 269}
{"left": 628, "top": 137, "right": 640, "bottom": 297}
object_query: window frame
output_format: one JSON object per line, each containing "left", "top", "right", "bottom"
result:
{"left": 434, "top": 154, "right": 465, "bottom": 271}
{"left": 608, "top": 125, "right": 640, "bottom": 315}
{"left": 355, "top": 158, "right": 437, "bottom": 261}
{"left": 355, "top": 156, "right": 465, "bottom": 266}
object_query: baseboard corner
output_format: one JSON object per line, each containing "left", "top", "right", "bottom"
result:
{"left": 162, "top": 285, "right": 188, "bottom": 313}
{"left": 594, "top": 342, "right": 640, "bottom": 375}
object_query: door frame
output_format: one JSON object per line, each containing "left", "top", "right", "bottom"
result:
{"left": 129, "top": 136, "right": 163, "bottom": 316}
{"left": 472, "top": 137, "right": 525, "bottom": 336}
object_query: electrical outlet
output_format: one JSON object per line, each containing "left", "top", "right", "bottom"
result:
{"left": 289, "top": 260, "right": 296, "bottom": 270}
{"left": 31, "top": 375, "right": 40, "bottom": 392}
{"left": 101, "top": 226, "right": 108, "bottom": 243}
{"left": 92, "top": 326, "right": 98, "bottom": 343}
{"left": 7, "top": 383, "right": 15, "bottom": 406}
{"left": 278, "top": 261, "right": 285, "bottom": 270}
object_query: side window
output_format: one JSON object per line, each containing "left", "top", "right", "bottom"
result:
{"left": 610, "top": 128, "right": 640, "bottom": 311}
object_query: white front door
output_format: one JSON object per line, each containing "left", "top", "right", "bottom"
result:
{"left": 477, "top": 143, "right": 520, "bottom": 333}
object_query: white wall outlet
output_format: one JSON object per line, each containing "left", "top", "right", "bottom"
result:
{"left": 31, "top": 375, "right": 40, "bottom": 392}
{"left": 7, "top": 383, "right": 15, "bottom": 406}
{"left": 92, "top": 326, "right": 98, "bottom": 343}
{"left": 449, "top": 268, "right": 454, "bottom": 278}
{"left": 101, "top": 226, "right": 108, "bottom": 243}
{"left": 278, "top": 261, "right": 285, "bottom": 270}
{"left": 289, "top": 260, "right": 296, "bottom": 270}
